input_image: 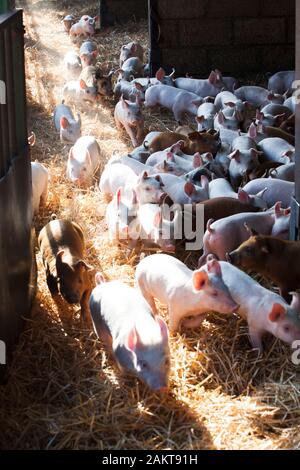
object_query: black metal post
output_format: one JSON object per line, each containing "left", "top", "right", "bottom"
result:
{"left": 290, "top": 2, "right": 300, "bottom": 241}
{"left": 148, "top": 0, "right": 161, "bottom": 77}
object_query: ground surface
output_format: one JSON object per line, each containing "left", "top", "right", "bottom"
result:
{"left": 0, "top": 0, "right": 299, "bottom": 451}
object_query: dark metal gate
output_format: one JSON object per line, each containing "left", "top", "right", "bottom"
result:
{"left": 0, "top": 8, "right": 36, "bottom": 378}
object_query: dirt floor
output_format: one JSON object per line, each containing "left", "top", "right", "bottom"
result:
{"left": 0, "top": 0, "right": 300, "bottom": 450}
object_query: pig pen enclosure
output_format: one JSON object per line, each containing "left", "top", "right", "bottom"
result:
{"left": 0, "top": 0, "right": 300, "bottom": 450}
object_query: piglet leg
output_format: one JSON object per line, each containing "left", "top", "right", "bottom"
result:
{"left": 248, "top": 326, "right": 264, "bottom": 353}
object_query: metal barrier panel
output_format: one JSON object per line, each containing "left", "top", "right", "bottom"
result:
{"left": 0, "top": 9, "right": 36, "bottom": 380}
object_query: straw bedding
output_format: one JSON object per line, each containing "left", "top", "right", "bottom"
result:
{"left": 0, "top": 0, "right": 299, "bottom": 450}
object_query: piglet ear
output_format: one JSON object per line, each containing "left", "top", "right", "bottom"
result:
{"left": 116, "top": 187, "right": 122, "bottom": 206}
{"left": 192, "top": 270, "right": 208, "bottom": 291}
{"left": 60, "top": 116, "right": 69, "bottom": 129}
{"left": 206, "top": 258, "right": 221, "bottom": 276}
{"left": 274, "top": 201, "right": 283, "bottom": 217}
{"left": 166, "top": 151, "right": 174, "bottom": 161}
{"left": 269, "top": 303, "right": 286, "bottom": 322}
{"left": 201, "top": 175, "right": 209, "bottom": 189}
{"left": 85, "top": 150, "right": 92, "bottom": 166}
{"left": 153, "top": 210, "right": 162, "bottom": 228}
{"left": 238, "top": 188, "right": 250, "bottom": 204}
{"left": 127, "top": 326, "right": 142, "bottom": 351}
{"left": 141, "top": 171, "right": 148, "bottom": 180}
{"left": 76, "top": 260, "right": 94, "bottom": 271}
{"left": 56, "top": 250, "right": 65, "bottom": 264}
{"left": 79, "top": 79, "right": 87, "bottom": 89}
{"left": 156, "top": 316, "right": 169, "bottom": 342}
{"left": 155, "top": 175, "right": 164, "bottom": 186}
{"left": 193, "top": 153, "right": 202, "bottom": 168}
{"left": 196, "top": 115, "right": 205, "bottom": 124}
{"left": 155, "top": 67, "right": 165, "bottom": 81}
{"left": 184, "top": 182, "right": 195, "bottom": 197}
{"left": 208, "top": 70, "right": 217, "bottom": 85}
{"left": 130, "top": 189, "right": 137, "bottom": 205}
{"left": 256, "top": 110, "right": 264, "bottom": 122}
{"left": 248, "top": 122, "right": 257, "bottom": 139}
{"left": 217, "top": 111, "right": 225, "bottom": 125}
{"left": 229, "top": 149, "right": 240, "bottom": 161}
{"left": 68, "top": 147, "right": 75, "bottom": 161}
{"left": 95, "top": 272, "right": 105, "bottom": 285}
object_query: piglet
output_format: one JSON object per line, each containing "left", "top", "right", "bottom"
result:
{"left": 119, "top": 42, "right": 144, "bottom": 68}
{"left": 63, "top": 51, "right": 82, "bottom": 76}
{"left": 196, "top": 102, "right": 217, "bottom": 131}
{"left": 114, "top": 96, "right": 144, "bottom": 147}
{"left": 132, "top": 67, "right": 175, "bottom": 88}
{"left": 284, "top": 96, "right": 296, "bottom": 113}
{"left": 207, "top": 257, "right": 300, "bottom": 352}
{"left": 113, "top": 154, "right": 155, "bottom": 175}
{"left": 137, "top": 204, "right": 179, "bottom": 252}
{"left": 99, "top": 163, "right": 138, "bottom": 197}
{"left": 119, "top": 57, "right": 144, "bottom": 82}
{"left": 31, "top": 161, "right": 49, "bottom": 215}
{"left": 70, "top": 15, "right": 96, "bottom": 38}
{"left": 53, "top": 102, "right": 81, "bottom": 143}
{"left": 234, "top": 86, "right": 284, "bottom": 107}
{"left": 259, "top": 137, "right": 295, "bottom": 163}
{"left": 209, "top": 178, "right": 267, "bottom": 210}
{"left": 38, "top": 219, "right": 94, "bottom": 321}
{"left": 80, "top": 66, "right": 114, "bottom": 98}
{"left": 174, "top": 70, "right": 231, "bottom": 97}
{"left": 66, "top": 136, "right": 100, "bottom": 185}
{"left": 62, "top": 79, "right": 98, "bottom": 105}
{"left": 256, "top": 104, "right": 292, "bottom": 128}
{"left": 198, "top": 202, "right": 291, "bottom": 266}
{"left": 269, "top": 162, "right": 295, "bottom": 182}
{"left": 268, "top": 71, "right": 295, "bottom": 95}
{"left": 243, "top": 178, "right": 294, "bottom": 208}
{"left": 79, "top": 41, "right": 98, "bottom": 67}
{"left": 69, "top": 21, "right": 94, "bottom": 39}
{"left": 149, "top": 130, "right": 221, "bottom": 156}
{"left": 106, "top": 187, "right": 137, "bottom": 242}
{"left": 228, "top": 234, "right": 300, "bottom": 301}
{"left": 228, "top": 136, "right": 261, "bottom": 189}
{"left": 62, "top": 14, "right": 75, "bottom": 33}
{"left": 89, "top": 277, "right": 170, "bottom": 391}
{"left": 145, "top": 85, "right": 202, "bottom": 123}
{"left": 157, "top": 173, "right": 209, "bottom": 204}
{"left": 136, "top": 253, "right": 239, "bottom": 333}
{"left": 114, "top": 80, "right": 146, "bottom": 102}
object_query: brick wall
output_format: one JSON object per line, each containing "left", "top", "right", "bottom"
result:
{"left": 154, "top": 0, "right": 295, "bottom": 76}
{"left": 101, "top": 0, "right": 147, "bottom": 25}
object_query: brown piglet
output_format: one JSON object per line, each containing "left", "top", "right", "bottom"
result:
{"left": 38, "top": 219, "right": 95, "bottom": 321}
{"left": 228, "top": 233, "right": 300, "bottom": 301}
{"left": 149, "top": 129, "right": 221, "bottom": 155}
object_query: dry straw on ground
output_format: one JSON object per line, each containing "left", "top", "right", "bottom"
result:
{"left": 0, "top": 0, "right": 299, "bottom": 450}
